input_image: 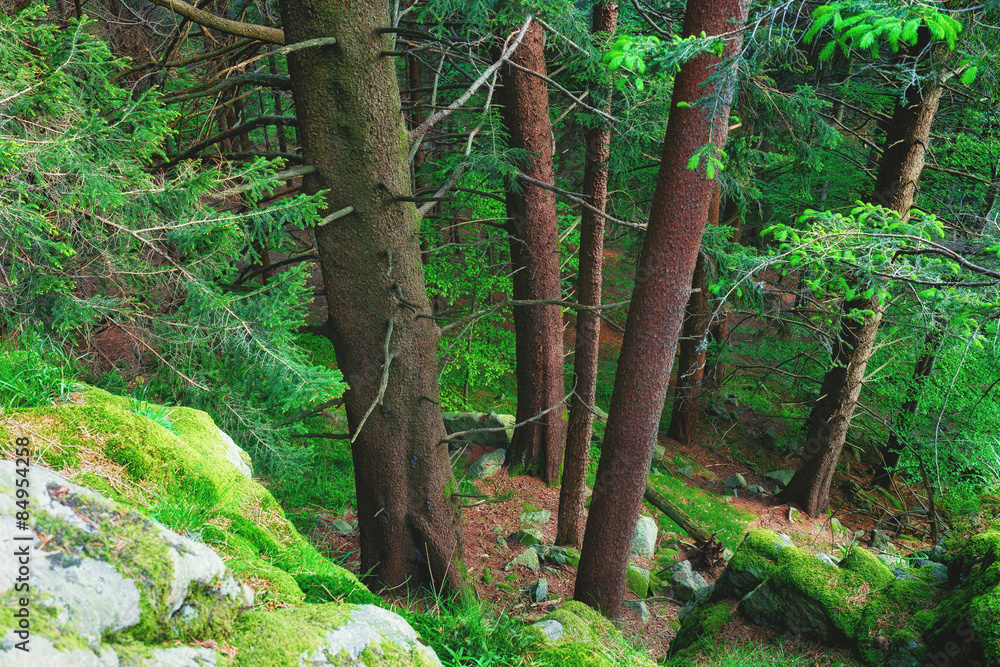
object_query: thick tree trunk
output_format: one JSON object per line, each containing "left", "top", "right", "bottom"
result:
{"left": 872, "top": 320, "right": 943, "bottom": 488}
{"left": 278, "top": 0, "right": 464, "bottom": 593}
{"left": 495, "top": 22, "right": 567, "bottom": 484}
{"left": 574, "top": 0, "right": 745, "bottom": 616}
{"left": 781, "top": 70, "right": 942, "bottom": 516}
{"left": 555, "top": 0, "right": 617, "bottom": 549}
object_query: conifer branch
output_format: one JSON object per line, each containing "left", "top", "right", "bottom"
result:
{"left": 148, "top": 0, "right": 285, "bottom": 44}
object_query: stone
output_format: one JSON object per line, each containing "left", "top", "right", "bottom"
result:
{"left": 468, "top": 448, "right": 506, "bottom": 479}
{"left": 630, "top": 515, "right": 658, "bottom": 559}
{"left": 442, "top": 412, "right": 515, "bottom": 447}
{"left": 533, "top": 545, "right": 570, "bottom": 565}
{"left": 814, "top": 553, "right": 840, "bottom": 568}
{"left": 677, "top": 465, "right": 695, "bottom": 479}
{"left": 764, "top": 469, "right": 796, "bottom": 489}
{"left": 929, "top": 562, "right": 948, "bottom": 582}
{"left": 496, "top": 535, "right": 508, "bottom": 550}
{"left": 504, "top": 547, "right": 540, "bottom": 572}
{"left": 294, "top": 605, "right": 441, "bottom": 666}
{"left": 787, "top": 507, "right": 802, "bottom": 523}
{"left": 725, "top": 473, "right": 747, "bottom": 489}
{"left": 217, "top": 427, "right": 253, "bottom": 478}
{"left": 653, "top": 445, "right": 666, "bottom": 461}
{"left": 531, "top": 578, "right": 548, "bottom": 603}
{"left": 626, "top": 564, "right": 650, "bottom": 598}
{"left": 830, "top": 518, "right": 848, "bottom": 535}
{"left": 328, "top": 519, "right": 354, "bottom": 537}
{"left": 746, "top": 484, "right": 767, "bottom": 497}
{"left": 669, "top": 561, "right": 708, "bottom": 602}
{"left": 520, "top": 509, "right": 551, "bottom": 525}
{"left": 624, "top": 599, "right": 651, "bottom": 624}
{"left": 509, "top": 527, "right": 544, "bottom": 546}
{"left": 870, "top": 529, "right": 893, "bottom": 553}
{"left": 531, "top": 619, "right": 563, "bottom": 642}
{"left": 760, "top": 427, "right": 782, "bottom": 453}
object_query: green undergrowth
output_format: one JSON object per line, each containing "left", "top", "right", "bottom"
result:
{"left": 646, "top": 469, "right": 757, "bottom": 548}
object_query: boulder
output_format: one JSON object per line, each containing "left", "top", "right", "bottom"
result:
{"left": 530, "top": 578, "right": 548, "bottom": 603}
{"left": 870, "top": 529, "right": 893, "bottom": 553}
{"left": 510, "top": 527, "right": 544, "bottom": 546}
{"left": 531, "top": 619, "right": 563, "bottom": 642}
{"left": 442, "top": 412, "right": 514, "bottom": 448}
{"left": 725, "top": 474, "right": 747, "bottom": 489}
{"left": 676, "top": 465, "right": 696, "bottom": 479}
{"left": 217, "top": 427, "right": 253, "bottom": 478}
{"left": 668, "top": 561, "right": 708, "bottom": 603}
{"left": 520, "top": 509, "right": 551, "bottom": 525}
{"left": 630, "top": 515, "right": 658, "bottom": 559}
{"left": 624, "top": 599, "right": 651, "bottom": 624}
{"left": 764, "top": 469, "right": 796, "bottom": 489}
{"left": 626, "top": 564, "right": 650, "bottom": 598}
{"left": 468, "top": 448, "right": 506, "bottom": 479}
{"left": 504, "top": 547, "right": 540, "bottom": 572}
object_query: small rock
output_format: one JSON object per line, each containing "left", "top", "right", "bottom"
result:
{"left": 520, "top": 509, "right": 551, "bottom": 525}
{"left": 328, "top": 519, "right": 354, "bottom": 536}
{"left": 787, "top": 507, "right": 802, "bottom": 523}
{"left": 929, "top": 562, "right": 948, "bottom": 582}
{"left": 895, "top": 571, "right": 921, "bottom": 583}
{"left": 509, "top": 527, "right": 544, "bottom": 546}
{"left": 624, "top": 599, "right": 651, "bottom": 624}
{"left": 830, "top": 518, "right": 848, "bottom": 535}
{"left": 725, "top": 474, "right": 747, "bottom": 489}
{"left": 468, "top": 448, "right": 506, "bottom": 479}
{"left": 496, "top": 535, "right": 508, "bottom": 550}
{"left": 532, "top": 619, "right": 563, "bottom": 642}
{"left": 870, "top": 529, "right": 893, "bottom": 553}
{"left": 530, "top": 578, "right": 548, "bottom": 603}
{"left": 814, "top": 553, "right": 839, "bottom": 568}
{"left": 764, "top": 469, "right": 796, "bottom": 489}
{"left": 676, "top": 465, "right": 695, "bottom": 479}
{"left": 670, "top": 562, "right": 708, "bottom": 603}
{"left": 481, "top": 568, "right": 493, "bottom": 584}
{"left": 630, "top": 515, "right": 658, "bottom": 559}
{"left": 504, "top": 547, "right": 540, "bottom": 572}
{"left": 626, "top": 564, "right": 650, "bottom": 598}
{"left": 776, "top": 533, "right": 795, "bottom": 548}
{"left": 746, "top": 484, "right": 767, "bottom": 497}
{"left": 760, "top": 427, "right": 782, "bottom": 453}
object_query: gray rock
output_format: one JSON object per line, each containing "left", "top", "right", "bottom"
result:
{"left": 764, "top": 469, "right": 796, "bottom": 489}
{"left": 624, "top": 599, "right": 651, "bottom": 624}
{"left": 725, "top": 474, "right": 747, "bottom": 489}
{"left": 870, "top": 529, "right": 893, "bottom": 553}
{"left": 531, "top": 578, "right": 548, "bottom": 603}
{"left": 895, "top": 571, "right": 921, "bottom": 583}
{"left": 520, "top": 510, "right": 551, "bottom": 525}
{"left": 776, "top": 533, "right": 795, "bottom": 548}
{"left": 509, "top": 527, "right": 544, "bottom": 546}
{"left": 787, "top": 507, "right": 802, "bottom": 523}
{"left": 504, "top": 547, "right": 540, "bottom": 572}
{"left": 814, "top": 553, "right": 840, "bottom": 568}
{"left": 443, "top": 412, "right": 514, "bottom": 447}
{"left": 328, "top": 519, "right": 354, "bottom": 536}
{"left": 532, "top": 619, "right": 563, "bottom": 642}
{"left": 128, "top": 646, "right": 219, "bottom": 666}
{"left": 496, "top": 535, "right": 508, "bottom": 550}
{"left": 671, "top": 563, "right": 708, "bottom": 603}
{"left": 830, "top": 518, "right": 848, "bottom": 535}
{"left": 468, "top": 448, "right": 506, "bottom": 479}
{"left": 677, "top": 465, "right": 695, "bottom": 479}
{"left": 739, "top": 577, "right": 838, "bottom": 642}
{"left": 760, "top": 427, "right": 783, "bottom": 453}
{"left": 217, "top": 427, "right": 253, "bottom": 478}
{"left": 630, "top": 515, "right": 658, "bottom": 559}
{"left": 746, "top": 485, "right": 767, "bottom": 497}
{"left": 300, "top": 604, "right": 441, "bottom": 666}
{"left": 653, "top": 445, "right": 666, "bottom": 461}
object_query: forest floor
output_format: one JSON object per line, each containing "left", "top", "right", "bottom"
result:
{"left": 307, "top": 408, "right": 934, "bottom": 663}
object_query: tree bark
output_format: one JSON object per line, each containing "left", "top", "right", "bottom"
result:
{"left": 574, "top": 0, "right": 745, "bottom": 616}
{"left": 667, "top": 183, "right": 720, "bottom": 444}
{"left": 781, "top": 59, "right": 942, "bottom": 516}
{"left": 494, "top": 21, "right": 567, "bottom": 484}
{"left": 555, "top": 0, "right": 617, "bottom": 549}
{"left": 278, "top": 0, "right": 464, "bottom": 593}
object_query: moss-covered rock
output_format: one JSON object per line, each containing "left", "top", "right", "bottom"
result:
{"left": 527, "top": 601, "right": 656, "bottom": 667}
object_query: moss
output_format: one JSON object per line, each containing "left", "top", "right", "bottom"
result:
{"left": 228, "top": 515, "right": 282, "bottom": 557}
{"left": 542, "top": 600, "right": 614, "bottom": 643}
{"left": 668, "top": 602, "right": 733, "bottom": 657}
{"left": 839, "top": 548, "right": 895, "bottom": 588}
{"left": 296, "top": 332, "right": 339, "bottom": 370}
{"left": 231, "top": 604, "right": 353, "bottom": 665}
{"left": 535, "top": 641, "right": 612, "bottom": 667}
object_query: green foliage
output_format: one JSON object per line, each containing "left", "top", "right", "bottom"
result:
{"left": 0, "top": 338, "right": 79, "bottom": 410}
{"left": 805, "top": 2, "right": 963, "bottom": 61}
{"left": 0, "top": 10, "right": 344, "bottom": 476}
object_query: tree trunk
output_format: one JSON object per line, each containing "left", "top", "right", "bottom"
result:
{"left": 278, "top": 0, "right": 464, "bottom": 593}
{"left": 872, "top": 319, "right": 943, "bottom": 488}
{"left": 495, "top": 21, "right": 566, "bottom": 484}
{"left": 574, "top": 0, "right": 745, "bottom": 617}
{"left": 556, "top": 0, "right": 617, "bottom": 548}
{"left": 781, "top": 64, "right": 942, "bottom": 516}
{"left": 643, "top": 485, "right": 711, "bottom": 545}
{"left": 667, "top": 182, "right": 720, "bottom": 444}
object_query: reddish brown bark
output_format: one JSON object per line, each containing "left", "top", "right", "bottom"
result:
{"left": 574, "top": 0, "right": 745, "bottom": 616}
{"left": 556, "top": 0, "right": 618, "bottom": 548}
{"left": 495, "top": 22, "right": 566, "bottom": 484}
{"left": 668, "top": 182, "right": 721, "bottom": 444}
{"left": 279, "top": 0, "right": 463, "bottom": 592}
{"left": 781, "top": 68, "right": 942, "bottom": 516}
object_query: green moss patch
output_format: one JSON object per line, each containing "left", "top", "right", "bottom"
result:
{"left": 646, "top": 471, "right": 756, "bottom": 548}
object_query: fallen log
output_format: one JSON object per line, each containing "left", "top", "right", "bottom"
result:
{"left": 643, "top": 485, "right": 712, "bottom": 545}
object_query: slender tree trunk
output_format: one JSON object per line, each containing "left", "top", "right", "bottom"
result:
{"left": 278, "top": 0, "right": 464, "bottom": 592}
{"left": 668, "top": 181, "right": 721, "bottom": 444}
{"left": 574, "top": 0, "right": 745, "bottom": 616}
{"left": 495, "top": 21, "right": 566, "bottom": 484}
{"left": 556, "top": 0, "right": 617, "bottom": 548}
{"left": 872, "top": 319, "right": 943, "bottom": 488}
{"left": 781, "top": 62, "right": 942, "bottom": 516}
